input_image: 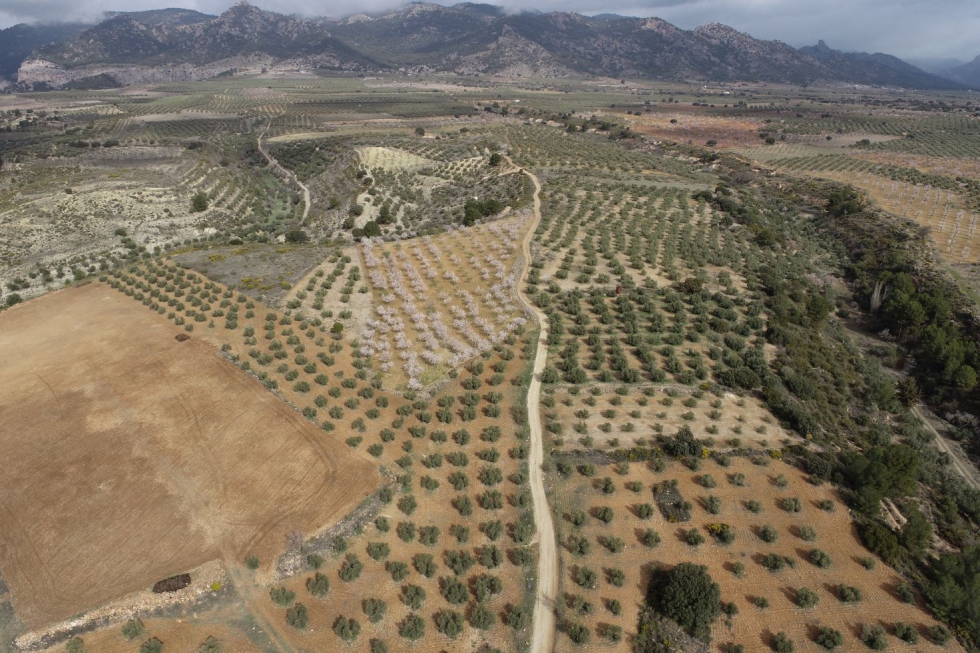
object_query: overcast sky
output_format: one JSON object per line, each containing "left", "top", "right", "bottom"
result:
{"left": 1, "top": 0, "right": 977, "bottom": 62}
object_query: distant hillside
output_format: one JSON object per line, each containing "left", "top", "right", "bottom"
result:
{"left": 800, "top": 40, "right": 965, "bottom": 90}
{"left": 942, "top": 54, "right": 980, "bottom": 88}
{"left": 13, "top": 2, "right": 968, "bottom": 90}
{"left": 0, "top": 22, "right": 87, "bottom": 80}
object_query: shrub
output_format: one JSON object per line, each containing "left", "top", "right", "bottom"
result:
{"left": 270, "top": 586, "right": 296, "bottom": 606}
{"left": 928, "top": 625, "right": 951, "bottom": 644}
{"left": 387, "top": 561, "right": 409, "bottom": 582}
{"left": 435, "top": 610, "right": 464, "bottom": 638}
{"left": 66, "top": 637, "right": 85, "bottom": 653}
{"left": 286, "top": 603, "right": 309, "bottom": 629}
{"left": 607, "top": 568, "right": 626, "bottom": 586}
{"left": 473, "top": 574, "right": 503, "bottom": 601}
{"left": 595, "top": 506, "right": 614, "bottom": 523}
{"left": 306, "top": 572, "right": 329, "bottom": 597}
{"left": 363, "top": 598, "right": 387, "bottom": 623}
{"left": 795, "top": 587, "right": 819, "bottom": 608}
{"left": 762, "top": 553, "right": 787, "bottom": 571}
{"left": 122, "top": 619, "right": 145, "bottom": 640}
{"left": 333, "top": 616, "right": 361, "bottom": 641}
{"left": 815, "top": 627, "right": 844, "bottom": 650}
{"left": 642, "top": 529, "right": 661, "bottom": 547}
{"left": 413, "top": 553, "right": 437, "bottom": 578}
{"left": 401, "top": 584, "right": 426, "bottom": 609}
{"left": 860, "top": 624, "right": 888, "bottom": 650}
{"left": 893, "top": 623, "right": 918, "bottom": 644}
{"left": 140, "top": 639, "right": 163, "bottom": 653}
{"left": 470, "top": 603, "right": 495, "bottom": 629}
{"left": 418, "top": 526, "right": 440, "bottom": 546}
{"left": 837, "top": 584, "right": 862, "bottom": 603}
{"left": 772, "top": 632, "right": 794, "bottom": 653}
{"left": 367, "top": 541, "right": 391, "bottom": 560}
{"left": 686, "top": 529, "right": 706, "bottom": 546}
{"left": 197, "top": 636, "right": 220, "bottom": 653}
{"left": 397, "top": 521, "right": 417, "bottom": 542}
{"left": 440, "top": 576, "right": 468, "bottom": 605}
{"left": 810, "top": 549, "right": 832, "bottom": 569}
{"left": 339, "top": 554, "right": 363, "bottom": 582}
{"left": 759, "top": 524, "right": 778, "bottom": 543}
{"left": 398, "top": 613, "right": 425, "bottom": 640}
{"left": 705, "top": 495, "right": 722, "bottom": 515}
{"left": 895, "top": 583, "right": 915, "bottom": 604}
{"left": 397, "top": 495, "right": 418, "bottom": 515}
{"left": 444, "top": 549, "right": 475, "bottom": 575}
{"left": 650, "top": 562, "right": 720, "bottom": 639}
{"left": 574, "top": 566, "right": 598, "bottom": 589}
{"left": 565, "top": 621, "right": 591, "bottom": 644}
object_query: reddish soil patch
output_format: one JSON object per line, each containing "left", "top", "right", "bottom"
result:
{"left": 0, "top": 283, "right": 379, "bottom": 628}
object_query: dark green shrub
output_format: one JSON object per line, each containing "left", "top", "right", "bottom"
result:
{"left": 772, "top": 632, "right": 794, "bottom": 653}
{"left": 333, "top": 616, "right": 361, "bottom": 641}
{"left": 795, "top": 587, "right": 819, "bottom": 608}
{"left": 307, "top": 572, "right": 329, "bottom": 597}
{"left": 860, "top": 624, "right": 887, "bottom": 650}
{"left": 122, "top": 619, "right": 145, "bottom": 640}
{"left": 815, "top": 627, "right": 844, "bottom": 650}
{"left": 270, "top": 586, "right": 295, "bottom": 606}
{"left": 286, "top": 603, "right": 309, "bottom": 629}
{"left": 649, "top": 562, "right": 720, "bottom": 639}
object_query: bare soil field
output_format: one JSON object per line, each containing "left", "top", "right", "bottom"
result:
{"left": 549, "top": 455, "right": 960, "bottom": 652}
{"left": 0, "top": 282, "right": 379, "bottom": 628}
{"left": 626, "top": 110, "right": 767, "bottom": 149}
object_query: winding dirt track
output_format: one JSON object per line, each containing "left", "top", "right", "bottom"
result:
{"left": 914, "top": 406, "right": 980, "bottom": 491}
{"left": 257, "top": 118, "right": 311, "bottom": 220}
{"left": 514, "top": 164, "right": 559, "bottom": 653}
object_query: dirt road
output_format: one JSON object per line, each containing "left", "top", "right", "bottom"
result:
{"left": 514, "top": 164, "right": 559, "bottom": 653}
{"left": 914, "top": 406, "right": 980, "bottom": 491}
{"left": 258, "top": 119, "right": 311, "bottom": 220}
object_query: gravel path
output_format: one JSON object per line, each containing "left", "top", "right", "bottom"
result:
{"left": 514, "top": 163, "right": 559, "bottom": 653}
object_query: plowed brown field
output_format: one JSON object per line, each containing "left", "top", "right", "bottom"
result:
{"left": 0, "top": 283, "right": 379, "bottom": 628}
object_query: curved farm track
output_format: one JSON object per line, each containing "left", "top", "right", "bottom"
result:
{"left": 514, "top": 163, "right": 559, "bottom": 653}
{"left": 258, "top": 118, "right": 311, "bottom": 220}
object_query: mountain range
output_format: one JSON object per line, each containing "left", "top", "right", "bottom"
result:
{"left": 2, "top": 2, "right": 974, "bottom": 90}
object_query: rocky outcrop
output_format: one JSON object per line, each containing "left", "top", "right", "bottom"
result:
{"left": 455, "top": 26, "right": 571, "bottom": 77}
{"left": 18, "top": 56, "right": 262, "bottom": 88}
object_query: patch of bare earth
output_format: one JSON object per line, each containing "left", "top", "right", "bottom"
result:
{"left": 0, "top": 282, "right": 379, "bottom": 629}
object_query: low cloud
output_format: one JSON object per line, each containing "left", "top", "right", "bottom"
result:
{"left": 1, "top": 0, "right": 976, "bottom": 61}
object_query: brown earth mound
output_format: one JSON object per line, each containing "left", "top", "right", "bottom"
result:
{"left": 151, "top": 574, "right": 191, "bottom": 593}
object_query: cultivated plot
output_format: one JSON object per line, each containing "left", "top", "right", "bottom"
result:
{"left": 0, "top": 283, "right": 379, "bottom": 627}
